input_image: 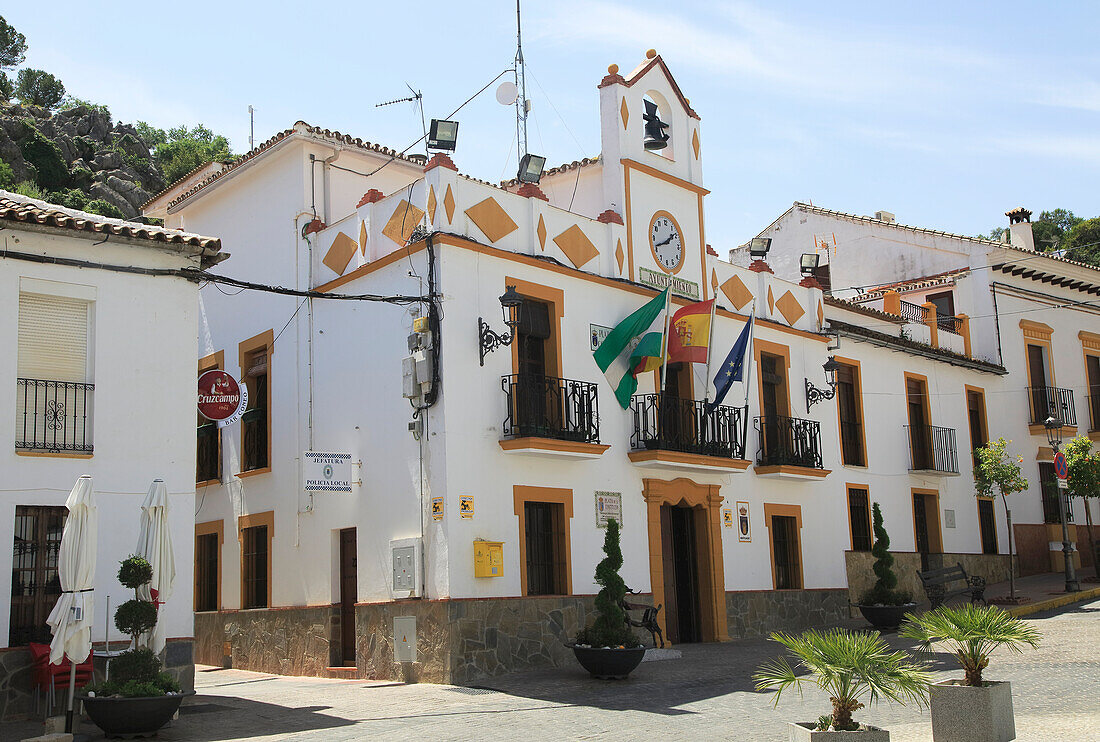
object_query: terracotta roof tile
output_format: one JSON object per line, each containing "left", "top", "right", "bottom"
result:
{"left": 823, "top": 295, "right": 904, "bottom": 323}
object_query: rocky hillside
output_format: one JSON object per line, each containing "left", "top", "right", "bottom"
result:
{"left": 0, "top": 100, "right": 166, "bottom": 218}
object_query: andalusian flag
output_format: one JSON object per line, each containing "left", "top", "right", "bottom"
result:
{"left": 667, "top": 299, "right": 714, "bottom": 364}
{"left": 594, "top": 288, "right": 670, "bottom": 409}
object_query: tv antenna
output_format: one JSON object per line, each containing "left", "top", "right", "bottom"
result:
{"left": 248, "top": 105, "right": 255, "bottom": 151}
{"left": 514, "top": 0, "right": 529, "bottom": 167}
{"left": 377, "top": 84, "right": 428, "bottom": 157}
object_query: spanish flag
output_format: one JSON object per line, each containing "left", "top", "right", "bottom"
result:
{"left": 667, "top": 299, "right": 714, "bottom": 364}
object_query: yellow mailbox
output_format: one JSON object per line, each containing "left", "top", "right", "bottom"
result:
{"left": 473, "top": 540, "right": 504, "bottom": 578}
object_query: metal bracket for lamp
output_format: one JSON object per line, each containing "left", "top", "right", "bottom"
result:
{"left": 805, "top": 356, "right": 841, "bottom": 411}
{"left": 478, "top": 318, "right": 515, "bottom": 367}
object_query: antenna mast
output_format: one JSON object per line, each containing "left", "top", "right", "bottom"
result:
{"left": 514, "top": 0, "right": 528, "bottom": 165}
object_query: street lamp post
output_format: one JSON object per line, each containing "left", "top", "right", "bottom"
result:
{"left": 1045, "top": 416, "right": 1081, "bottom": 593}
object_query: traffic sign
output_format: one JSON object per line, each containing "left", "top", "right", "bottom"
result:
{"left": 1054, "top": 451, "right": 1068, "bottom": 480}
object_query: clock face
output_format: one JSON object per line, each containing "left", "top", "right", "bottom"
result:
{"left": 650, "top": 212, "right": 683, "bottom": 273}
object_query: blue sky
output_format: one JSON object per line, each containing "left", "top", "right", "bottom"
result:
{"left": 7, "top": 2, "right": 1097, "bottom": 248}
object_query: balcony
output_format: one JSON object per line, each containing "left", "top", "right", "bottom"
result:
{"left": 1027, "top": 386, "right": 1076, "bottom": 433}
{"left": 906, "top": 424, "right": 959, "bottom": 475}
{"left": 499, "top": 374, "right": 608, "bottom": 459}
{"left": 627, "top": 394, "right": 750, "bottom": 472}
{"left": 754, "top": 415, "right": 830, "bottom": 479}
{"left": 937, "top": 316, "right": 962, "bottom": 335}
{"left": 16, "top": 378, "right": 94, "bottom": 455}
{"left": 898, "top": 300, "right": 924, "bottom": 323}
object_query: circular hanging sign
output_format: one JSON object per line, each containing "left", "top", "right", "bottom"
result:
{"left": 197, "top": 369, "right": 247, "bottom": 426}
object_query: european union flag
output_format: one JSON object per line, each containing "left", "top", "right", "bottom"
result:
{"left": 708, "top": 311, "right": 755, "bottom": 410}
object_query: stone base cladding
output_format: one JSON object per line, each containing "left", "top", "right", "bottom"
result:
{"left": 725, "top": 589, "right": 849, "bottom": 640}
{"left": 195, "top": 606, "right": 339, "bottom": 676}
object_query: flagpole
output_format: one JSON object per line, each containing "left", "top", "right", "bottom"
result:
{"left": 703, "top": 296, "right": 718, "bottom": 403}
{"left": 743, "top": 300, "right": 756, "bottom": 409}
{"left": 658, "top": 287, "right": 673, "bottom": 394}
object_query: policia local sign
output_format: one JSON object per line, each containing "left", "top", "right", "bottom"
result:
{"left": 303, "top": 451, "right": 353, "bottom": 493}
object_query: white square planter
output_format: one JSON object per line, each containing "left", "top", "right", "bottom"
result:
{"left": 930, "top": 679, "right": 1015, "bottom": 742}
{"left": 787, "top": 722, "right": 890, "bottom": 741}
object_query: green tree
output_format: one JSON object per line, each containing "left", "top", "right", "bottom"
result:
{"left": 147, "top": 124, "right": 230, "bottom": 182}
{"left": 0, "top": 16, "right": 27, "bottom": 69}
{"left": 0, "top": 70, "right": 11, "bottom": 101}
{"left": 14, "top": 68, "right": 65, "bottom": 109}
{"left": 575, "top": 517, "right": 636, "bottom": 647}
{"left": 1062, "top": 218, "right": 1100, "bottom": 267}
{"left": 134, "top": 121, "right": 167, "bottom": 151}
{"left": 1064, "top": 435, "right": 1100, "bottom": 577}
{"left": 974, "top": 438, "right": 1029, "bottom": 599}
{"left": 979, "top": 226, "right": 1007, "bottom": 242}
{"left": 861, "top": 502, "right": 910, "bottom": 606}
{"left": 0, "top": 160, "right": 13, "bottom": 189}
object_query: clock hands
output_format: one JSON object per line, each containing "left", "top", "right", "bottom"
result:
{"left": 654, "top": 233, "right": 677, "bottom": 247}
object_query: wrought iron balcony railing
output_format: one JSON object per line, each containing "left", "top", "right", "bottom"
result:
{"left": 502, "top": 374, "right": 600, "bottom": 443}
{"left": 905, "top": 424, "right": 959, "bottom": 473}
{"left": 937, "top": 316, "right": 962, "bottom": 335}
{"left": 1027, "top": 386, "right": 1076, "bottom": 427}
{"left": 630, "top": 394, "right": 747, "bottom": 459}
{"left": 898, "top": 300, "right": 925, "bottom": 323}
{"left": 754, "top": 415, "right": 824, "bottom": 469}
{"left": 15, "top": 378, "right": 94, "bottom": 453}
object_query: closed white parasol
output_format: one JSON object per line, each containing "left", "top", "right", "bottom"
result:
{"left": 136, "top": 479, "right": 175, "bottom": 654}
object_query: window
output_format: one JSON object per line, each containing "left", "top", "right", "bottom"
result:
{"left": 239, "top": 512, "right": 273, "bottom": 609}
{"left": 1038, "top": 462, "right": 1071, "bottom": 524}
{"left": 912, "top": 489, "right": 943, "bottom": 560}
{"left": 926, "top": 291, "right": 955, "bottom": 320}
{"left": 836, "top": 362, "right": 865, "bottom": 466}
{"left": 17, "top": 291, "right": 93, "bottom": 453}
{"left": 770, "top": 516, "right": 802, "bottom": 589}
{"left": 905, "top": 375, "right": 933, "bottom": 470}
{"left": 966, "top": 388, "right": 987, "bottom": 451}
{"left": 239, "top": 331, "right": 273, "bottom": 474}
{"left": 9, "top": 506, "right": 66, "bottom": 646}
{"left": 524, "top": 501, "right": 567, "bottom": 595}
{"left": 195, "top": 529, "right": 220, "bottom": 612}
{"left": 513, "top": 300, "right": 554, "bottom": 436}
{"left": 1086, "top": 352, "right": 1100, "bottom": 432}
{"left": 978, "top": 499, "right": 998, "bottom": 555}
{"left": 197, "top": 352, "right": 223, "bottom": 484}
{"left": 847, "top": 487, "right": 872, "bottom": 551}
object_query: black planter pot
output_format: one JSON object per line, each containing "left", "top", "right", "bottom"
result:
{"left": 80, "top": 690, "right": 194, "bottom": 738}
{"left": 571, "top": 645, "right": 646, "bottom": 679}
{"left": 857, "top": 603, "right": 917, "bottom": 631}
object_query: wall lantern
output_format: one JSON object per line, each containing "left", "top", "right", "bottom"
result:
{"left": 748, "top": 237, "right": 772, "bottom": 260}
{"left": 800, "top": 253, "right": 821, "bottom": 275}
{"left": 642, "top": 99, "right": 670, "bottom": 151}
{"left": 1044, "top": 415, "right": 1063, "bottom": 449}
{"left": 478, "top": 285, "right": 525, "bottom": 366}
{"left": 517, "top": 153, "right": 546, "bottom": 184}
{"left": 428, "top": 119, "right": 459, "bottom": 151}
{"left": 805, "top": 356, "right": 840, "bottom": 411}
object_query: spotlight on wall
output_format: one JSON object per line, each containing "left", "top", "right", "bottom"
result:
{"left": 800, "top": 253, "right": 821, "bottom": 276}
{"left": 428, "top": 119, "right": 459, "bottom": 151}
{"left": 517, "top": 153, "right": 546, "bottom": 184}
{"left": 748, "top": 237, "right": 772, "bottom": 259}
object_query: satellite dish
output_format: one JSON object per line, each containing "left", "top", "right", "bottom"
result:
{"left": 495, "top": 81, "right": 519, "bottom": 106}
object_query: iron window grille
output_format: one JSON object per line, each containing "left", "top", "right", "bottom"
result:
{"left": 15, "top": 378, "right": 93, "bottom": 453}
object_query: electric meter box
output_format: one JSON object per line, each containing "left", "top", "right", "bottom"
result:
{"left": 390, "top": 538, "right": 422, "bottom": 597}
{"left": 401, "top": 356, "right": 419, "bottom": 398}
{"left": 473, "top": 540, "right": 504, "bottom": 578}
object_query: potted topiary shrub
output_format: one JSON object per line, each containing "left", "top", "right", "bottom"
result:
{"left": 80, "top": 555, "right": 192, "bottom": 737}
{"left": 900, "top": 604, "right": 1040, "bottom": 742}
{"left": 857, "top": 503, "right": 916, "bottom": 631}
{"left": 571, "top": 518, "right": 646, "bottom": 679}
{"left": 754, "top": 628, "right": 931, "bottom": 740}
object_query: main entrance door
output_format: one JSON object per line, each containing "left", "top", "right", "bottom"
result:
{"left": 660, "top": 504, "right": 701, "bottom": 643}
{"left": 339, "top": 528, "right": 357, "bottom": 665}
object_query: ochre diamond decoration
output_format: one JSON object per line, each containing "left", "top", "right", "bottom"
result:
{"left": 711, "top": 269, "right": 718, "bottom": 291}
{"left": 620, "top": 98, "right": 629, "bottom": 130}
{"left": 358, "top": 220, "right": 367, "bottom": 255}
{"left": 382, "top": 200, "right": 425, "bottom": 245}
{"left": 615, "top": 239, "right": 625, "bottom": 274}
{"left": 776, "top": 290, "right": 805, "bottom": 326}
{"left": 692, "top": 129, "right": 700, "bottom": 159}
{"left": 427, "top": 185, "right": 437, "bottom": 225}
{"left": 767, "top": 286, "right": 775, "bottom": 314}
{"left": 465, "top": 197, "right": 518, "bottom": 243}
{"left": 553, "top": 224, "right": 599, "bottom": 268}
{"left": 537, "top": 214, "right": 547, "bottom": 250}
{"left": 817, "top": 300, "right": 824, "bottom": 327}
{"left": 323, "top": 232, "right": 358, "bottom": 275}
{"left": 443, "top": 184, "right": 456, "bottom": 224}
{"left": 719, "top": 274, "right": 753, "bottom": 310}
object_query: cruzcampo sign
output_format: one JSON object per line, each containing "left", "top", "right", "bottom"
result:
{"left": 197, "top": 369, "right": 247, "bottom": 428}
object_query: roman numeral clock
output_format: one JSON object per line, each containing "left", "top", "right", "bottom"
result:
{"left": 649, "top": 210, "right": 684, "bottom": 273}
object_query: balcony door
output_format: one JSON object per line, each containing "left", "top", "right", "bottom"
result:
{"left": 836, "top": 363, "right": 864, "bottom": 466}
{"left": 1027, "top": 344, "right": 1051, "bottom": 422}
{"left": 912, "top": 490, "right": 942, "bottom": 571}
{"left": 1087, "top": 355, "right": 1100, "bottom": 431}
{"left": 660, "top": 362, "right": 695, "bottom": 446}
{"left": 906, "top": 377, "right": 933, "bottom": 470}
{"left": 515, "top": 300, "right": 555, "bottom": 436}
{"left": 760, "top": 353, "right": 788, "bottom": 460}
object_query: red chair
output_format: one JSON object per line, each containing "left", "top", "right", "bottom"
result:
{"left": 28, "top": 642, "right": 93, "bottom": 718}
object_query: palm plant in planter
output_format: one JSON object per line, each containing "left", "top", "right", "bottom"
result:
{"left": 572, "top": 518, "right": 646, "bottom": 679}
{"left": 754, "top": 628, "right": 931, "bottom": 740}
{"left": 900, "top": 604, "right": 1040, "bottom": 742}
{"left": 857, "top": 503, "right": 915, "bottom": 631}
{"left": 81, "top": 556, "right": 192, "bottom": 736}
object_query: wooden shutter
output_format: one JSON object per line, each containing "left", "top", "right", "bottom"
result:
{"left": 18, "top": 293, "right": 89, "bottom": 382}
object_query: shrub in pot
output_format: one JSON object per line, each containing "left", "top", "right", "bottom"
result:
{"left": 900, "top": 604, "right": 1040, "bottom": 742}
{"left": 80, "top": 555, "right": 192, "bottom": 736}
{"left": 857, "top": 503, "right": 915, "bottom": 631}
{"left": 571, "top": 518, "right": 646, "bottom": 679}
{"left": 754, "top": 628, "right": 930, "bottom": 740}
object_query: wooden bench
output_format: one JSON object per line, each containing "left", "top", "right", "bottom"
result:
{"left": 621, "top": 588, "right": 664, "bottom": 648}
{"left": 916, "top": 563, "right": 987, "bottom": 609}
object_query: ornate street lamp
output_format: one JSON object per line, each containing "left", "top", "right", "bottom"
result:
{"left": 478, "top": 286, "right": 524, "bottom": 366}
{"left": 805, "top": 356, "right": 840, "bottom": 411}
{"left": 1044, "top": 415, "right": 1080, "bottom": 593}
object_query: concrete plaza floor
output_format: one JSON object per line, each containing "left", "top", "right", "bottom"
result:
{"left": 8, "top": 595, "right": 1099, "bottom": 741}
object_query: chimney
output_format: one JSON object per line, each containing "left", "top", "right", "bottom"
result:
{"left": 874, "top": 210, "right": 895, "bottom": 224}
{"left": 1006, "top": 207, "right": 1035, "bottom": 251}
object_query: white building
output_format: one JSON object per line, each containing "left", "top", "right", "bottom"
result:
{"left": 148, "top": 54, "right": 1027, "bottom": 685}
{"left": 0, "top": 192, "right": 223, "bottom": 718}
{"left": 738, "top": 202, "right": 1100, "bottom": 577}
